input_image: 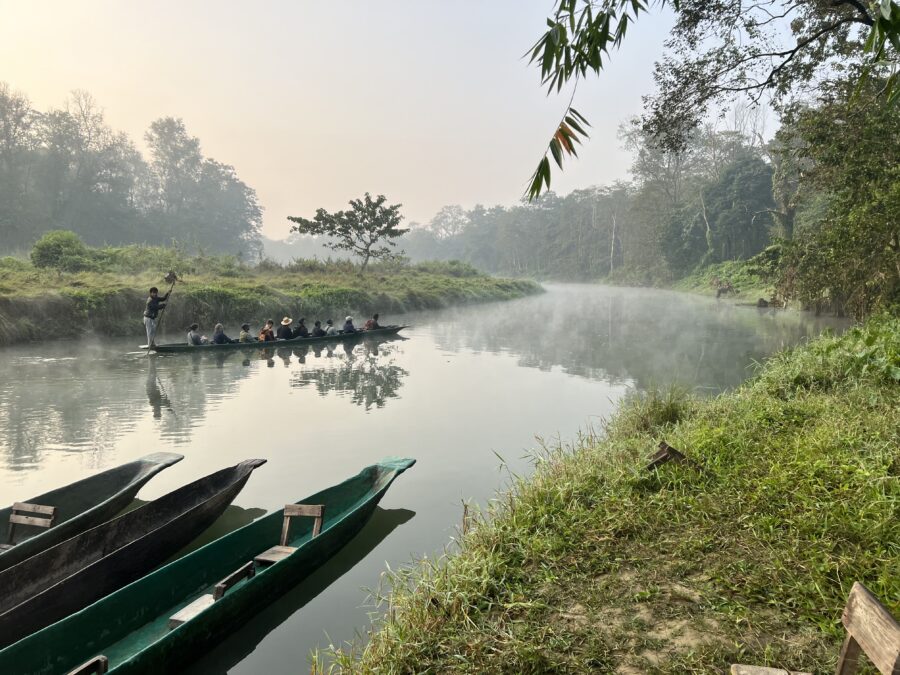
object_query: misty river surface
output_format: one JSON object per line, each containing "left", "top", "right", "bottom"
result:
{"left": 0, "top": 284, "right": 848, "bottom": 672}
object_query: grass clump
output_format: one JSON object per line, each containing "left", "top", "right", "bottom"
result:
{"left": 324, "top": 316, "right": 899, "bottom": 674}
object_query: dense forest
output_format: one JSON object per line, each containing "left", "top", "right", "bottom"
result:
{"left": 399, "top": 84, "right": 899, "bottom": 318}
{"left": 0, "top": 85, "right": 262, "bottom": 256}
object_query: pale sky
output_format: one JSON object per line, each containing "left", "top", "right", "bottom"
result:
{"left": 0, "top": 1, "right": 673, "bottom": 239}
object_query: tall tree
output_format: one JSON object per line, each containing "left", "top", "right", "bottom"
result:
{"left": 288, "top": 193, "right": 408, "bottom": 271}
{"left": 526, "top": 0, "right": 900, "bottom": 196}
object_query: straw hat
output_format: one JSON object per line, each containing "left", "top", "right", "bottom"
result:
{"left": 281, "top": 317, "right": 292, "bottom": 326}
{"left": 345, "top": 316, "right": 353, "bottom": 322}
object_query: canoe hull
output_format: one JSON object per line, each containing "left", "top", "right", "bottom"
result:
{"left": 0, "top": 459, "right": 265, "bottom": 649}
{"left": 0, "top": 458, "right": 414, "bottom": 675}
{"left": 145, "top": 325, "right": 406, "bottom": 353}
{"left": 0, "top": 452, "right": 184, "bottom": 573}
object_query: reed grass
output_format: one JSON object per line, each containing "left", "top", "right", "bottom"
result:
{"left": 322, "top": 316, "right": 900, "bottom": 674}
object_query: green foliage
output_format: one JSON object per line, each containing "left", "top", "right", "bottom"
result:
{"left": 326, "top": 318, "right": 900, "bottom": 672}
{"left": 525, "top": 2, "right": 900, "bottom": 197}
{"left": 30, "top": 231, "right": 96, "bottom": 272}
{"left": 776, "top": 85, "right": 900, "bottom": 316}
{"left": 287, "top": 193, "right": 408, "bottom": 271}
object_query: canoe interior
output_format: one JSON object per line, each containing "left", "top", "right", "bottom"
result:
{"left": 145, "top": 325, "right": 407, "bottom": 353}
{"left": 0, "top": 458, "right": 414, "bottom": 675}
{"left": 0, "top": 459, "right": 266, "bottom": 650}
{"left": 0, "top": 453, "right": 183, "bottom": 573}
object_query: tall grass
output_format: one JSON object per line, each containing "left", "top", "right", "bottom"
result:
{"left": 323, "top": 317, "right": 899, "bottom": 674}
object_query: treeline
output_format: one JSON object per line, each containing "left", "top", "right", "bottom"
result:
{"left": 405, "top": 86, "right": 899, "bottom": 317}
{"left": 0, "top": 84, "right": 262, "bottom": 256}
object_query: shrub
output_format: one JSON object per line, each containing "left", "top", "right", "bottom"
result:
{"left": 30, "top": 231, "right": 96, "bottom": 272}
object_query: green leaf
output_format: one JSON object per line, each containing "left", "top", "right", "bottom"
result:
{"left": 549, "top": 138, "right": 564, "bottom": 168}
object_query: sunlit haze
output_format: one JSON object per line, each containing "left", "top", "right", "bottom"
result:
{"left": 0, "top": 1, "right": 672, "bottom": 238}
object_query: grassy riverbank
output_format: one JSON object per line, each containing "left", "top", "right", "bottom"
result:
{"left": 328, "top": 316, "right": 899, "bottom": 673}
{"left": 0, "top": 251, "right": 541, "bottom": 346}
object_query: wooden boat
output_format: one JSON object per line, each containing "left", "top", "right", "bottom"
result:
{"left": 0, "top": 458, "right": 266, "bottom": 650}
{"left": 0, "top": 453, "right": 184, "bottom": 573}
{"left": 143, "top": 324, "right": 408, "bottom": 353}
{"left": 0, "top": 457, "right": 414, "bottom": 674}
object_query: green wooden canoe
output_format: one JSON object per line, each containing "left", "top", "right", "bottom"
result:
{"left": 143, "top": 325, "right": 407, "bottom": 353}
{"left": 0, "top": 453, "right": 183, "bottom": 573}
{"left": 0, "top": 457, "right": 415, "bottom": 674}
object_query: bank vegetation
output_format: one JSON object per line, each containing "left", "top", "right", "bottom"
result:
{"left": 326, "top": 316, "right": 899, "bottom": 673}
{"left": 0, "top": 233, "right": 540, "bottom": 346}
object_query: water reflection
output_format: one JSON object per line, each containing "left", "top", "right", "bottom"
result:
{"left": 427, "top": 285, "right": 846, "bottom": 392}
{"left": 291, "top": 340, "right": 408, "bottom": 410}
{"left": 184, "top": 506, "right": 415, "bottom": 674}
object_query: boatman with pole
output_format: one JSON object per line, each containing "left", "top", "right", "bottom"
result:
{"left": 143, "top": 271, "right": 179, "bottom": 348}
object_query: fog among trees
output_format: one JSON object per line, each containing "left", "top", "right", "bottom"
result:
{"left": 0, "top": 84, "right": 262, "bottom": 256}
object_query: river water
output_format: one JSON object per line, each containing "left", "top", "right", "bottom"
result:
{"left": 0, "top": 284, "right": 847, "bottom": 672}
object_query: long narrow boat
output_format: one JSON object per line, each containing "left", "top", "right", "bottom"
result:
{"left": 0, "top": 458, "right": 266, "bottom": 649}
{"left": 0, "top": 457, "right": 415, "bottom": 674}
{"left": 0, "top": 452, "right": 183, "bottom": 573}
{"left": 143, "top": 324, "right": 407, "bottom": 353}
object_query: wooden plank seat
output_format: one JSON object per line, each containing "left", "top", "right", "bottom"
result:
{"left": 66, "top": 655, "right": 108, "bottom": 675}
{"left": 253, "top": 504, "right": 324, "bottom": 567}
{"left": 5, "top": 502, "right": 56, "bottom": 550}
{"left": 732, "top": 582, "right": 900, "bottom": 675}
{"left": 168, "top": 561, "right": 256, "bottom": 629}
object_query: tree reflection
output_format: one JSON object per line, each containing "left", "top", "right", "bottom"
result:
{"left": 291, "top": 338, "right": 408, "bottom": 410}
{"left": 428, "top": 286, "right": 847, "bottom": 393}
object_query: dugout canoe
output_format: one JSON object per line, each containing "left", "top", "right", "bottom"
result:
{"left": 0, "top": 458, "right": 266, "bottom": 650}
{"left": 143, "top": 324, "right": 407, "bottom": 353}
{"left": 0, "top": 453, "right": 184, "bottom": 573}
{"left": 0, "top": 457, "right": 415, "bottom": 674}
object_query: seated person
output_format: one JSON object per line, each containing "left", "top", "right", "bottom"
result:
{"left": 276, "top": 317, "right": 293, "bottom": 340}
{"left": 187, "top": 323, "right": 208, "bottom": 345}
{"left": 238, "top": 323, "right": 252, "bottom": 342}
{"left": 342, "top": 316, "right": 357, "bottom": 333}
{"left": 324, "top": 319, "right": 338, "bottom": 336}
{"left": 212, "top": 323, "right": 234, "bottom": 344}
{"left": 363, "top": 313, "right": 382, "bottom": 330}
{"left": 292, "top": 317, "right": 310, "bottom": 339}
{"left": 259, "top": 319, "right": 276, "bottom": 342}
{"left": 311, "top": 320, "right": 326, "bottom": 337}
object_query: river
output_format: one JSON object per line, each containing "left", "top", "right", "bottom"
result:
{"left": 0, "top": 284, "right": 847, "bottom": 672}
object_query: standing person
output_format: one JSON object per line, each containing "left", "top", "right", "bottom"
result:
{"left": 259, "top": 319, "right": 276, "bottom": 342}
{"left": 324, "top": 319, "right": 338, "bottom": 336}
{"left": 143, "top": 286, "right": 170, "bottom": 347}
{"left": 277, "top": 317, "right": 293, "bottom": 340}
{"left": 363, "top": 313, "right": 382, "bottom": 330}
{"left": 311, "top": 320, "right": 326, "bottom": 337}
{"left": 342, "top": 316, "right": 357, "bottom": 333}
{"left": 187, "top": 323, "right": 208, "bottom": 345}
{"left": 238, "top": 323, "right": 252, "bottom": 342}
{"left": 292, "top": 317, "right": 310, "bottom": 339}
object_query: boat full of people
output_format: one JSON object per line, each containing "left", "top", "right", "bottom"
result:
{"left": 142, "top": 312, "right": 407, "bottom": 353}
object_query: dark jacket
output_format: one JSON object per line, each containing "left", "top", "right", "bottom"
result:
{"left": 292, "top": 324, "right": 310, "bottom": 339}
{"left": 311, "top": 326, "right": 326, "bottom": 337}
{"left": 212, "top": 332, "right": 233, "bottom": 344}
{"left": 143, "top": 292, "right": 170, "bottom": 320}
{"left": 276, "top": 325, "right": 293, "bottom": 340}
{"left": 342, "top": 321, "right": 356, "bottom": 333}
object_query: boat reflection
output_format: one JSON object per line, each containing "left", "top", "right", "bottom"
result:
{"left": 183, "top": 506, "right": 416, "bottom": 674}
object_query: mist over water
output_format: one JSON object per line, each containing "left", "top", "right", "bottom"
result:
{"left": 0, "top": 284, "right": 846, "bottom": 671}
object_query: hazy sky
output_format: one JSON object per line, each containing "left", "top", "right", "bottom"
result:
{"left": 0, "top": 1, "right": 673, "bottom": 239}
